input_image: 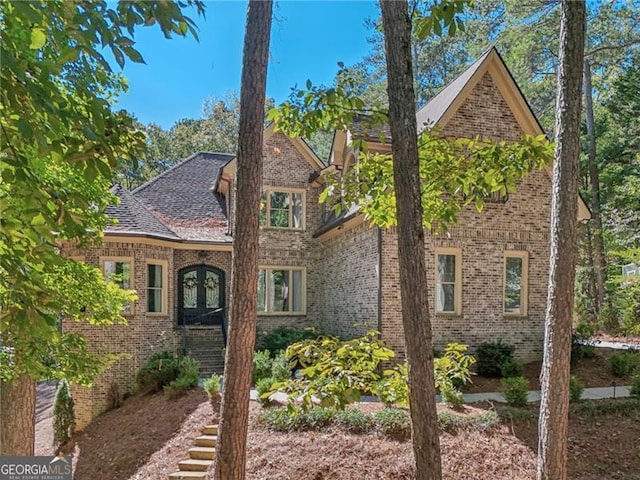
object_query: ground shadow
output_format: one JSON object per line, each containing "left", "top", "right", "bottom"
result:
{"left": 72, "top": 389, "right": 207, "bottom": 480}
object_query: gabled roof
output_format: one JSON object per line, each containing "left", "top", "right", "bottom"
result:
{"left": 132, "top": 152, "right": 234, "bottom": 242}
{"left": 105, "top": 185, "right": 179, "bottom": 240}
{"left": 218, "top": 123, "right": 325, "bottom": 191}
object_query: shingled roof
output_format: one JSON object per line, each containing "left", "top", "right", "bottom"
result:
{"left": 105, "top": 185, "right": 179, "bottom": 240}
{"left": 132, "top": 152, "right": 234, "bottom": 242}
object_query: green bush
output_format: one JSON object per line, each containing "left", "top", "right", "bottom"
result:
{"left": 136, "top": 351, "right": 180, "bottom": 393}
{"left": 609, "top": 351, "right": 640, "bottom": 377}
{"left": 569, "top": 375, "right": 584, "bottom": 402}
{"left": 440, "top": 384, "right": 464, "bottom": 409}
{"left": 437, "top": 410, "right": 499, "bottom": 432}
{"left": 374, "top": 362, "right": 409, "bottom": 408}
{"left": 270, "top": 351, "right": 292, "bottom": 382}
{"left": 477, "top": 340, "right": 515, "bottom": 377}
{"left": 252, "top": 350, "right": 273, "bottom": 385}
{"left": 373, "top": 408, "right": 411, "bottom": 440}
{"left": 335, "top": 408, "right": 373, "bottom": 433}
{"left": 272, "top": 330, "right": 395, "bottom": 411}
{"left": 258, "top": 327, "right": 318, "bottom": 356}
{"left": 203, "top": 374, "right": 221, "bottom": 398}
{"left": 164, "top": 356, "right": 200, "bottom": 397}
{"left": 256, "top": 376, "right": 277, "bottom": 405}
{"left": 500, "top": 376, "right": 529, "bottom": 407}
{"left": 53, "top": 379, "right": 75, "bottom": 449}
{"left": 256, "top": 407, "right": 336, "bottom": 431}
{"left": 630, "top": 369, "right": 640, "bottom": 398}
{"left": 500, "top": 359, "right": 524, "bottom": 378}
{"left": 434, "top": 342, "right": 476, "bottom": 389}
{"left": 571, "top": 335, "right": 596, "bottom": 362}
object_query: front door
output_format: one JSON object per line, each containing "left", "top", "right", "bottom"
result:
{"left": 178, "top": 265, "right": 225, "bottom": 326}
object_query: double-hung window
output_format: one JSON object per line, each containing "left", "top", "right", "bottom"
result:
{"left": 146, "top": 260, "right": 168, "bottom": 315}
{"left": 260, "top": 188, "right": 304, "bottom": 230}
{"left": 504, "top": 251, "right": 528, "bottom": 316}
{"left": 257, "top": 267, "right": 305, "bottom": 315}
{"left": 102, "top": 257, "right": 134, "bottom": 313}
{"left": 435, "top": 248, "right": 462, "bottom": 314}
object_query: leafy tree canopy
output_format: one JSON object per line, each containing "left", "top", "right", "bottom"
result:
{"left": 0, "top": 0, "right": 204, "bottom": 382}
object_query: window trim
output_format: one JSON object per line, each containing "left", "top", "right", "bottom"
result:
{"left": 503, "top": 251, "right": 529, "bottom": 317}
{"left": 434, "top": 247, "right": 462, "bottom": 315}
{"left": 260, "top": 187, "right": 306, "bottom": 231}
{"left": 257, "top": 265, "right": 306, "bottom": 316}
{"left": 146, "top": 259, "right": 168, "bottom": 316}
{"left": 100, "top": 256, "right": 135, "bottom": 315}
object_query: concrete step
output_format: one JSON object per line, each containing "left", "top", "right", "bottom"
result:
{"left": 189, "top": 447, "right": 216, "bottom": 460}
{"left": 168, "top": 471, "right": 208, "bottom": 479}
{"left": 194, "top": 435, "right": 217, "bottom": 447}
{"left": 202, "top": 425, "right": 218, "bottom": 435}
{"left": 178, "top": 459, "right": 213, "bottom": 472}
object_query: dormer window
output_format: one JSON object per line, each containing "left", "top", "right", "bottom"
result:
{"left": 260, "top": 188, "right": 305, "bottom": 230}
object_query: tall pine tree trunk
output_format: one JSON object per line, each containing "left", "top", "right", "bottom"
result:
{"left": 537, "top": 2, "right": 585, "bottom": 479}
{"left": 0, "top": 374, "right": 36, "bottom": 455}
{"left": 380, "top": 2, "right": 442, "bottom": 479}
{"left": 213, "top": 2, "right": 272, "bottom": 479}
{"left": 583, "top": 59, "right": 606, "bottom": 313}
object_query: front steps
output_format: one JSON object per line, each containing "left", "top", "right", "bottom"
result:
{"left": 182, "top": 328, "right": 225, "bottom": 377}
{"left": 168, "top": 424, "right": 218, "bottom": 479}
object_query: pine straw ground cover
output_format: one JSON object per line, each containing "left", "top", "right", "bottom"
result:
{"left": 51, "top": 391, "right": 640, "bottom": 480}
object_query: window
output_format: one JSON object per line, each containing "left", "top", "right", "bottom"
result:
{"left": 102, "top": 257, "right": 134, "bottom": 313}
{"left": 504, "top": 251, "right": 528, "bottom": 316}
{"left": 257, "top": 267, "right": 305, "bottom": 315}
{"left": 260, "top": 188, "right": 304, "bottom": 230}
{"left": 147, "top": 260, "right": 168, "bottom": 315}
{"left": 435, "top": 248, "right": 462, "bottom": 314}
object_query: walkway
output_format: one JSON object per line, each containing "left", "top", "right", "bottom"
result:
{"left": 251, "top": 384, "right": 634, "bottom": 405}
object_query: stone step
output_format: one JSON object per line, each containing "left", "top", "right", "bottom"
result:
{"left": 168, "top": 471, "right": 208, "bottom": 479}
{"left": 202, "top": 425, "right": 218, "bottom": 435}
{"left": 194, "top": 435, "right": 217, "bottom": 447}
{"left": 189, "top": 447, "right": 216, "bottom": 460}
{"left": 178, "top": 459, "right": 213, "bottom": 472}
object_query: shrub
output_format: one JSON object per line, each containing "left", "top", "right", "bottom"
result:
{"left": 630, "top": 369, "right": 640, "bottom": 398}
{"left": 252, "top": 350, "right": 273, "bottom": 385}
{"left": 500, "top": 376, "right": 529, "bottom": 407}
{"left": 136, "top": 351, "right": 180, "bottom": 393}
{"left": 477, "top": 340, "right": 515, "bottom": 377}
{"left": 53, "top": 379, "right": 75, "bottom": 449}
{"left": 440, "top": 384, "right": 464, "bottom": 409}
{"left": 434, "top": 342, "right": 476, "bottom": 389}
{"left": 609, "top": 351, "right": 640, "bottom": 377}
{"left": 203, "top": 374, "right": 221, "bottom": 398}
{"left": 500, "top": 359, "right": 524, "bottom": 378}
{"left": 255, "top": 407, "right": 336, "bottom": 432}
{"left": 334, "top": 408, "right": 373, "bottom": 433}
{"left": 374, "top": 362, "right": 409, "bottom": 408}
{"left": 256, "top": 376, "right": 277, "bottom": 405}
{"left": 273, "top": 330, "right": 395, "bottom": 410}
{"left": 164, "top": 356, "right": 199, "bottom": 397}
{"left": 569, "top": 375, "right": 584, "bottom": 402}
{"left": 571, "top": 335, "right": 596, "bottom": 362}
{"left": 258, "top": 327, "right": 318, "bottom": 356}
{"left": 373, "top": 408, "right": 411, "bottom": 441}
{"left": 438, "top": 410, "right": 499, "bottom": 432}
{"left": 270, "top": 351, "right": 292, "bottom": 382}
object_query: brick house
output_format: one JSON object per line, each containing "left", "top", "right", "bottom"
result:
{"left": 64, "top": 47, "right": 589, "bottom": 428}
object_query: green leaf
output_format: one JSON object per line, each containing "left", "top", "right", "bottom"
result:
{"left": 30, "top": 28, "right": 47, "bottom": 49}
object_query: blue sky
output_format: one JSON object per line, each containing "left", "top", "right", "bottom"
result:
{"left": 112, "top": 1, "right": 380, "bottom": 129}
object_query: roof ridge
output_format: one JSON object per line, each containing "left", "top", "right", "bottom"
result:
{"left": 415, "top": 46, "right": 496, "bottom": 129}
{"left": 132, "top": 151, "right": 235, "bottom": 195}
